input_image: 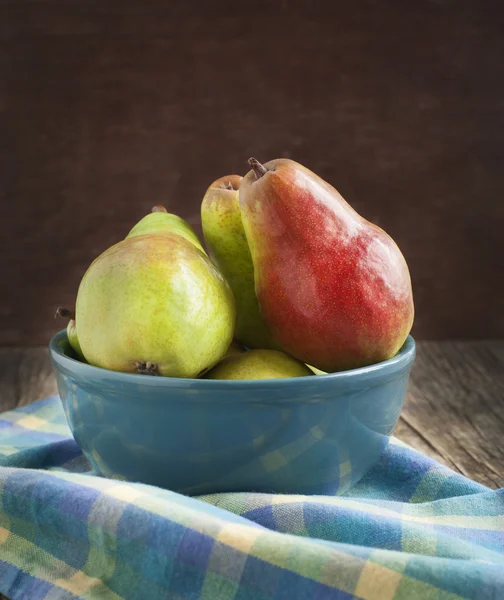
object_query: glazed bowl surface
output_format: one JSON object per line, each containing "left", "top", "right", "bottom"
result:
{"left": 49, "top": 330, "right": 415, "bottom": 495}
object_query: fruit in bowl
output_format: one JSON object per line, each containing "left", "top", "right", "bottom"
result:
{"left": 201, "top": 175, "right": 277, "bottom": 350}
{"left": 51, "top": 155, "right": 415, "bottom": 493}
{"left": 205, "top": 349, "right": 314, "bottom": 380}
{"left": 61, "top": 207, "right": 235, "bottom": 378}
{"left": 240, "top": 158, "right": 414, "bottom": 372}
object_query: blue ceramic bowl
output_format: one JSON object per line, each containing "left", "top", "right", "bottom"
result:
{"left": 49, "top": 330, "right": 415, "bottom": 495}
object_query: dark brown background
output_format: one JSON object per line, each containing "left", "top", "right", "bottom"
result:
{"left": 1, "top": 1, "right": 503, "bottom": 345}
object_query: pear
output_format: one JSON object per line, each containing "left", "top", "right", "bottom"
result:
{"left": 205, "top": 349, "right": 313, "bottom": 380}
{"left": 55, "top": 307, "right": 85, "bottom": 361}
{"left": 75, "top": 230, "right": 235, "bottom": 378}
{"left": 127, "top": 205, "right": 204, "bottom": 252}
{"left": 201, "top": 175, "right": 276, "bottom": 349}
{"left": 239, "top": 158, "right": 414, "bottom": 372}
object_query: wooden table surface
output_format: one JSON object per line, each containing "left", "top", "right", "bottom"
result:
{"left": 0, "top": 341, "right": 502, "bottom": 600}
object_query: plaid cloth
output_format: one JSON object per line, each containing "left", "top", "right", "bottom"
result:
{"left": 0, "top": 396, "right": 502, "bottom": 600}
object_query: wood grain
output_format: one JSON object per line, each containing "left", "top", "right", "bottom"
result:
{"left": 0, "top": 348, "right": 58, "bottom": 409}
{"left": 398, "top": 341, "right": 504, "bottom": 488}
{"left": 0, "top": 341, "right": 502, "bottom": 488}
{"left": 1, "top": 1, "right": 504, "bottom": 345}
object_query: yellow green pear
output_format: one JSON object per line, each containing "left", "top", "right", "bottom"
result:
{"left": 126, "top": 205, "right": 204, "bottom": 252}
{"left": 201, "top": 175, "right": 277, "bottom": 349}
{"left": 75, "top": 212, "right": 235, "bottom": 378}
{"left": 205, "top": 350, "right": 313, "bottom": 380}
{"left": 55, "top": 307, "right": 85, "bottom": 361}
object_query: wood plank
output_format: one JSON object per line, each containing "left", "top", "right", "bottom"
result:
{"left": 400, "top": 341, "right": 504, "bottom": 489}
{"left": 0, "top": 348, "right": 58, "bottom": 410}
{"left": 1, "top": 1, "right": 504, "bottom": 345}
{"left": 0, "top": 341, "right": 502, "bottom": 488}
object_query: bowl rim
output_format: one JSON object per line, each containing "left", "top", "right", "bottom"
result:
{"left": 49, "top": 329, "right": 416, "bottom": 390}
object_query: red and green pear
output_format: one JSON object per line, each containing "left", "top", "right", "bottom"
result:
{"left": 239, "top": 158, "right": 414, "bottom": 372}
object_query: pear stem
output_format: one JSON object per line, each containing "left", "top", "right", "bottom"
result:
{"left": 248, "top": 158, "right": 268, "bottom": 179}
{"left": 55, "top": 307, "right": 75, "bottom": 321}
{"left": 152, "top": 205, "right": 167, "bottom": 213}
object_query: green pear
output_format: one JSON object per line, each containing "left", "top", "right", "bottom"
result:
{"left": 127, "top": 205, "right": 204, "bottom": 252}
{"left": 75, "top": 232, "right": 235, "bottom": 378}
{"left": 201, "top": 175, "right": 277, "bottom": 350}
{"left": 55, "top": 307, "right": 85, "bottom": 361}
{"left": 205, "top": 349, "right": 313, "bottom": 380}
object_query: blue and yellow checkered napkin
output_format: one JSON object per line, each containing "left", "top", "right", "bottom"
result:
{"left": 0, "top": 396, "right": 502, "bottom": 600}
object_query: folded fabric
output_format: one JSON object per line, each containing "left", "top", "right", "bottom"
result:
{"left": 0, "top": 396, "right": 502, "bottom": 600}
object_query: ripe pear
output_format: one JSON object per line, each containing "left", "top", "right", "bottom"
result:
{"left": 75, "top": 232, "right": 235, "bottom": 378}
{"left": 239, "top": 158, "right": 414, "bottom": 372}
{"left": 201, "top": 175, "right": 276, "bottom": 349}
{"left": 127, "top": 205, "right": 204, "bottom": 252}
{"left": 205, "top": 349, "right": 313, "bottom": 380}
{"left": 55, "top": 307, "right": 85, "bottom": 361}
